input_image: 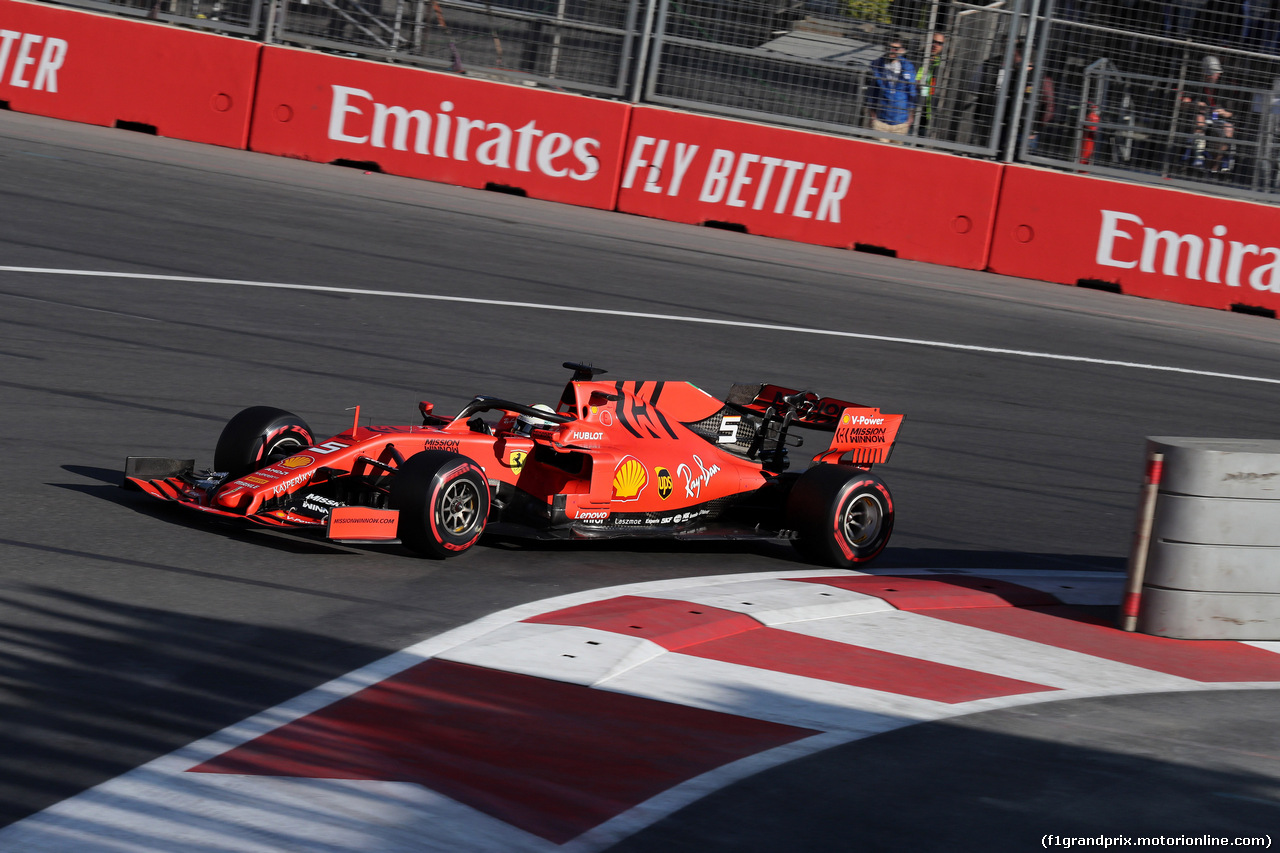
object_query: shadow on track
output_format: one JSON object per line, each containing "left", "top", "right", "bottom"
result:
{"left": 63, "top": 464, "right": 1124, "bottom": 573}
{"left": 0, "top": 585, "right": 393, "bottom": 828}
{"left": 605, "top": 689, "right": 1280, "bottom": 853}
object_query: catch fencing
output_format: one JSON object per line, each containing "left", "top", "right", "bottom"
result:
{"left": 57, "top": 0, "right": 265, "bottom": 36}
{"left": 31, "top": 0, "right": 1280, "bottom": 202}
{"left": 271, "top": 0, "right": 642, "bottom": 97}
{"left": 642, "top": 0, "right": 1019, "bottom": 157}
{"left": 1022, "top": 2, "right": 1280, "bottom": 201}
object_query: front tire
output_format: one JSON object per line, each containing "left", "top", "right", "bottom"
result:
{"left": 787, "top": 466, "right": 894, "bottom": 568}
{"left": 390, "top": 451, "right": 490, "bottom": 559}
{"left": 214, "top": 406, "right": 315, "bottom": 478}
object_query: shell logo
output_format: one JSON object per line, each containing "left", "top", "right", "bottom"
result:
{"left": 612, "top": 456, "right": 648, "bottom": 501}
{"left": 280, "top": 455, "right": 314, "bottom": 469}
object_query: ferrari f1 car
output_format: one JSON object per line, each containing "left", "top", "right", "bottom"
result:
{"left": 124, "top": 364, "right": 904, "bottom": 567}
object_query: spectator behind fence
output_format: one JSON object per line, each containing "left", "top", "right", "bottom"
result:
{"left": 916, "top": 31, "right": 946, "bottom": 138}
{"left": 971, "top": 41, "right": 1055, "bottom": 156}
{"left": 1025, "top": 58, "right": 1056, "bottom": 153}
{"left": 1166, "top": 0, "right": 1209, "bottom": 37}
{"left": 867, "top": 38, "right": 919, "bottom": 141}
{"left": 1181, "top": 54, "right": 1237, "bottom": 173}
{"left": 1242, "top": 0, "right": 1279, "bottom": 54}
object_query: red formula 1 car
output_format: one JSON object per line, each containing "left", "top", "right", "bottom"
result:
{"left": 125, "top": 364, "right": 904, "bottom": 567}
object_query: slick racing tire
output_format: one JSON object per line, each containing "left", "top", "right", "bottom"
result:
{"left": 214, "top": 406, "right": 315, "bottom": 479}
{"left": 787, "top": 465, "right": 894, "bottom": 568}
{"left": 390, "top": 450, "right": 490, "bottom": 559}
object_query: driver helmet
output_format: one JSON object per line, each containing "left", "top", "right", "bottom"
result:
{"left": 514, "top": 404, "right": 557, "bottom": 437}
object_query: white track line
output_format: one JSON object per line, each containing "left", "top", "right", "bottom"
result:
{"left": 4, "top": 265, "right": 1280, "bottom": 386}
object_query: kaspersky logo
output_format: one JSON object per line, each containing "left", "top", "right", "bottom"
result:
{"left": 613, "top": 456, "right": 648, "bottom": 501}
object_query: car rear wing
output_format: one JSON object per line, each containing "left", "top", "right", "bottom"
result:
{"left": 812, "top": 407, "right": 904, "bottom": 466}
{"left": 726, "top": 383, "right": 861, "bottom": 430}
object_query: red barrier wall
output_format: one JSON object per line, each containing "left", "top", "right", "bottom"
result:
{"left": 617, "top": 107, "right": 1004, "bottom": 269}
{"left": 249, "top": 47, "right": 629, "bottom": 210}
{"left": 0, "top": 0, "right": 258, "bottom": 148}
{"left": 989, "top": 166, "right": 1280, "bottom": 314}
{"left": 8, "top": 1, "right": 1280, "bottom": 320}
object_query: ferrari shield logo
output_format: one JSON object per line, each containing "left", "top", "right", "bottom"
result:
{"left": 506, "top": 450, "right": 528, "bottom": 473}
{"left": 655, "top": 466, "right": 672, "bottom": 500}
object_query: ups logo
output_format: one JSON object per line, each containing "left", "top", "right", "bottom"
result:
{"left": 655, "top": 466, "right": 673, "bottom": 500}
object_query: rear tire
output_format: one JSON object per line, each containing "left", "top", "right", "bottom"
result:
{"left": 390, "top": 451, "right": 489, "bottom": 559}
{"left": 787, "top": 466, "right": 894, "bottom": 568}
{"left": 214, "top": 406, "right": 315, "bottom": 478}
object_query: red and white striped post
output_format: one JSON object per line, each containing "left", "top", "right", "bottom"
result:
{"left": 1120, "top": 449, "right": 1165, "bottom": 632}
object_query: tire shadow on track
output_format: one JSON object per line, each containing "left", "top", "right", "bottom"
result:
{"left": 62, "top": 464, "right": 1127, "bottom": 572}
{"left": 487, "top": 538, "right": 1124, "bottom": 573}
{"left": 874, "top": 547, "right": 1125, "bottom": 572}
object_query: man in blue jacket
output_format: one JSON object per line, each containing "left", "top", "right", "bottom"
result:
{"left": 867, "top": 38, "right": 919, "bottom": 140}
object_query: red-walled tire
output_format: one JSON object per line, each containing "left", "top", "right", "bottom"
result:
{"left": 214, "top": 406, "right": 315, "bottom": 478}
{"left": 787, "top": 465, "right": 894, "bottom": 568}
{"left": 390, "top": 450, "right": 489, "bottom": 559}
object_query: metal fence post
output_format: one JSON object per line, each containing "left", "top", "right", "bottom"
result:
{"left": 262, "top": 0, "right": 280, "bottom": 42}
{"left": 630, "top": 0, "right": 659, "bottom": 104}
{"left": 1004, "top": 0, "right": 1040, "bottom": 162}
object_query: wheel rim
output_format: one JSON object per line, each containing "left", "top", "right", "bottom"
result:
{"left": 841, "top": 492, "right": 884, "bottom": 546}
{"left": 439, "top": 478, "right": 481, "bottom": 535}
{"left": 265, "top": 435, "right": 306, "bottom": 463}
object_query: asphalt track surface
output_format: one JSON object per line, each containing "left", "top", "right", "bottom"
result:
{"left": 1, "top": 110, "right": 1279, "bottom": 849}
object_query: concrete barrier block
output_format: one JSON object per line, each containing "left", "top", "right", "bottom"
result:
{"left": 1145, "top": 541, "right": 1280, "bottom": 593}
{"left": 1148, "top": 437, "right": 1280, "bottom": 499}
{"left": 1136, "top": 586, "right": 1280, "bottom": 640}
{"left": 1151, "top": 494, "right": 1280, "bottom": 547}
{"left": 1129, "top": 437, "right": 1280, "bottom": 639}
